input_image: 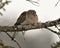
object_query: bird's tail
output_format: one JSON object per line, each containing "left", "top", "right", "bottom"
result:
{"left": 14, "top": 23, "right": 17, "bottom": 26}
{"left": 14, "top": 22, "right": 21, "bottom": 26}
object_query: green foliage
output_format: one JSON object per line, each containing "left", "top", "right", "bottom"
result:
{"left": 0, "top": 0, "right": 11, "bottom": 16}
{"left": 51, "top": 41, "right": 60, "bottom": 48}
{"left": 0, "top": 39, "right": 14, "bottom": 48}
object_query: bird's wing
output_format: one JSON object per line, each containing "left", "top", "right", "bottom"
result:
{"left": 14, "top": 12, "right": 26, "bottom": 25}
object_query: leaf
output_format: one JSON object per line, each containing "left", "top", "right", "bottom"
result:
{"left": 2, "top": 46, "right": 14, "bottom": 48}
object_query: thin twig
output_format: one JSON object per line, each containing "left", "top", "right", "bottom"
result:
{"left": 13, "top": 39, "right": 21, "bottom": 48}
{"left": 4, "top": 32, "right": 21, "bottom": 48}
{"left": 26, "top": 0, "right": 40, "bottom": 6}
{"left": 4, "top": 32, "right": 12, "bottom": 39}
{"left": 55, "top": 0, "right": 60, "bottom": 7}
{"left": 45, "top": 27, "right": 60, "bottom": 35}
{"left": 54, "top": 25, "right": 60, "bottom": 31}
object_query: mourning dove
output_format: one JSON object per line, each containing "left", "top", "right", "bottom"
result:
{"left": 12, "top": 10, "right": 38, "bottom": 40}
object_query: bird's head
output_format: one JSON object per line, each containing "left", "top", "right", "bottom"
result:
{"left": 27, "top": 10, "right": 36, "bottom": 16}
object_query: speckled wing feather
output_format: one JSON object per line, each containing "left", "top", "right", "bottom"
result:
{"left": 14, "top": 12, "right": 26, "bottom": 26}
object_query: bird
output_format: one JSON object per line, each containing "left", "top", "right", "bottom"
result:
{"left": 14, "top": 10, "right": 38, "bottom": 25}
{"left": 26, "top": 10, "right": 38, "bottom": 25}
{"left": 12, "top": 10, "right": 38, "bottom": 40}
{"left": 14, "top": 11, "right": 27, "bottom": 25}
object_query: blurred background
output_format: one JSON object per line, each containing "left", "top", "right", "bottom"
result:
{"left": 0, "top": 0, "right": 60, "bottom": 48}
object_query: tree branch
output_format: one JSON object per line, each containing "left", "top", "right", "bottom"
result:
{"left": 4, "top": 32, "right": 21, "bottom": 48}
{"left": 0, "top": 18, "right": 60, "bottom": 32}
{"left": 45, "top": 28, "right": 60, "bottom": 35}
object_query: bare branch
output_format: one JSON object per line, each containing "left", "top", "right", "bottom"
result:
{"left": 4, "top": 32, "right": 21, "bottom": 48}
{"left": 45, "top": 28, "right": 60, "bottom": 35}
{"left": 55, "top": 0, "right": 60, "bottom": 7}
{"left": 26, "top": 0, "right": 40, "bottom": 6}
{"left": 0, "top": 18, "right": 60, "bottom": 32}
